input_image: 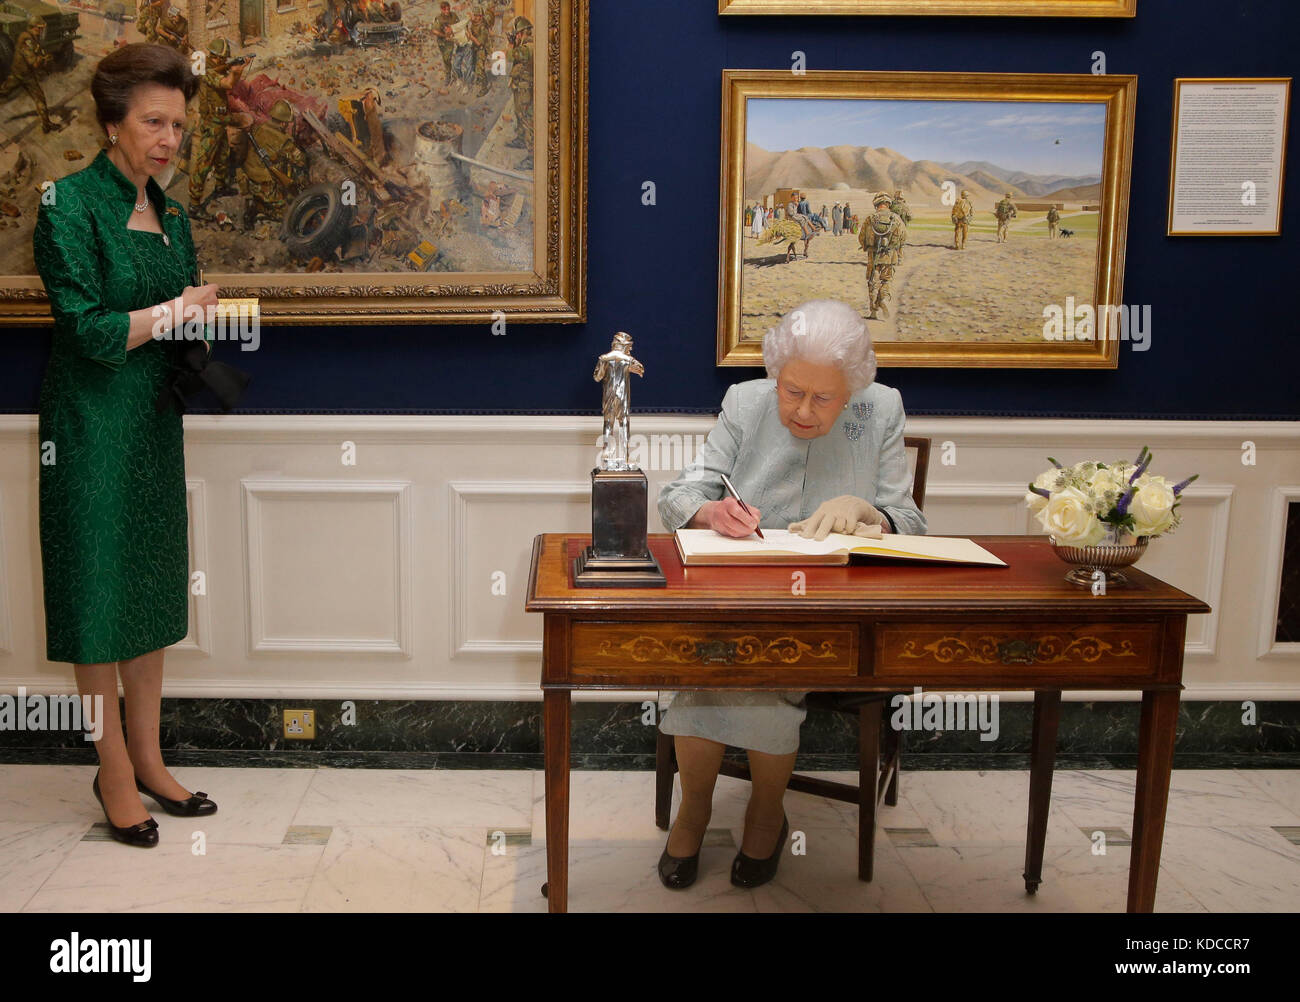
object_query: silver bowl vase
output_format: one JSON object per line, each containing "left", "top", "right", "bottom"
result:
{"left": 1049, "top": 535, "right": 1149, "bottom": 586}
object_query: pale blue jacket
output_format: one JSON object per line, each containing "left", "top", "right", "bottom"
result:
{"left": 657, "top": 378, "right": 927, "bottom": 535}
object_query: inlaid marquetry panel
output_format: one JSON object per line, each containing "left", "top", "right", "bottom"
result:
{"left": 578, "top": 622, "right": 855, "bottom": 668}
{"left": 875, "top": 622, "right": 1158, "bottom": 678}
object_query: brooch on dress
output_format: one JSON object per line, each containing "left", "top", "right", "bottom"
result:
{"left": 843, "top": 421, "right": 864, "bottom": 441}
{"left": 852, "top": 401, "right": 873, "bottom": 420}
{"left": 163, "top": 206, "right": 180, "bottom": 245}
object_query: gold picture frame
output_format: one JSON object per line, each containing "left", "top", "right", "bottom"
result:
{"left": 3, "top": 0, "right": 587, "bottom": 326}
{"left": 717, "top": 70, "right": 1137, "bottom": 369}
{"left": 719, "top": 0, "right": 1136, "bottom": 16}
{"left": 1167, "top": 77, "right": 1290, "bottom": 237}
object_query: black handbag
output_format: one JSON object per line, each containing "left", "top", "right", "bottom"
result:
{"left": 156, "top": 338, "right": 251, "bottom": 415}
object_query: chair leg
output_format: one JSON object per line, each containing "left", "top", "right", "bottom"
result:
{"left": 1023, "top": 690, "right": 1061, "bottom": 894}
{"left": 883, "top": 707, "right": 901, "bottom": 806}
{"left": 654, "top": 728, "right": 675, "bottom": 831}
{"left": 858, "top": 702, "right": 881, "bottom": 882}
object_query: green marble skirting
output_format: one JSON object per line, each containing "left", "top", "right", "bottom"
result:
{"left": 0, "top": 697, "right": 1296, "bottom": 770}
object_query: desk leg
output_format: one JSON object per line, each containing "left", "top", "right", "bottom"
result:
{"left": 543, "top": 689, "right": 571, "bottom": 914}
{"left": 1023, "top": 690, "right": 1060, "bottom": 894}
{"left": 858, "top": 703, "right": 881, "bottom": 882}
{"left": 1128, "top": 688, "right": 1180, "bottom": 912}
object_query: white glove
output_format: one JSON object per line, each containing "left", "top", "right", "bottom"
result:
{"left": 789, "top": 495, "right": 887, "bottom": 541}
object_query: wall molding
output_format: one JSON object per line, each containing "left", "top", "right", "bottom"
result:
{"left": 242, "top": 479, "right": 413, "bottom": 656}
{"left": 2, "top": 414, "right": 1298, "bottom": 445}
{"left": 448, "top": 479, "right": 590, "bottom": 658}
{"left": 0, "top": 415, "right": 1292, "bottom": 702}
{"left": 175, "top": 479, "right": 212, "bottom": 655}
{"left": 1258, "top": 486, "right": 1300, "bottom": 660}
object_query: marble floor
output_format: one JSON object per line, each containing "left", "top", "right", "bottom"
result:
{"left": 2, "top": 764, "right": 1298, "bottom": 912}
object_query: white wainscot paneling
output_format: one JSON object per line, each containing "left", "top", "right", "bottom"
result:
{"left": 922, "top": 483, "right": 1035, "bottom": 536}
{"left": 1258, "top": 486, "right": 1300, "bottom": 660}
{"left": 0, "top": 414, "right": 1295, "bottom": 702}
{"left": 448, "top": 480, "right": 591, "bottom": 658}
{"left": 175, "top": 479, "right": 212, "bottom": 654}
{"left": 243, "top": 479, "right": 413, "bottom": 655}
{"left": 1133, "top": 484, "right": 1232, "bottom": 657}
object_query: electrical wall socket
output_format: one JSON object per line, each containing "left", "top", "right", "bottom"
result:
{"left": 283, "top": 709, "right": 315, "bottom": 740}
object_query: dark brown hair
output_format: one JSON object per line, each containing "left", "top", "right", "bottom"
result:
{"left": 91, "top": 43, "right": 198, "bottom": 128}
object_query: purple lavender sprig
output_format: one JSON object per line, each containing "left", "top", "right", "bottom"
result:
{"left": 1046, "top": 457, "right": 1063, "bottom": 469}
{"left": 1028, "top": 484, "right": 1052, "bottom": 500}
{"left": 1116, "top": 485, "right": 1137, "bottom": 517}
{"left": 1173, "top": 474, "right": 1199, "bottom": 496}
{"left": 1128, "top": 446, "right": 1152, "bottom": 484}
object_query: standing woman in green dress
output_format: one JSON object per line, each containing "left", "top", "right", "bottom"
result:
{"left": 34, "top": 43, "right": 221, "bottom": 846}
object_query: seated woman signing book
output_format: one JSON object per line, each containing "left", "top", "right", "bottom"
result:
{"left": 654, "top": 298, "right": 926, "bottom": 891}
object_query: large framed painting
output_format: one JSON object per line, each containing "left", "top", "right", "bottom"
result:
{"left": 718, "top": 70, "right": 1137, "bottom": 369}
{"left": 1, "top": 0, "right": 586, "bottom": 325}
{"left": 718, "top": 0, "right": 1136, "bottom": 15}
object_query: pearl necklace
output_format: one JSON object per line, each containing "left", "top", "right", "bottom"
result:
{"left": 133, "top": 196, "right": 149, "bottom": 213}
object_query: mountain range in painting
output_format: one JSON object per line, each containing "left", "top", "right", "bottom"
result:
{"left": 744, "top": 143, "right": 1101, "bottom": 204}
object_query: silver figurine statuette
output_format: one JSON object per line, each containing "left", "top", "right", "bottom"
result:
{"left": 573, "top": 330, "right": 664, "bottom": 587}
{"left": 593, "top": 332, "right": 644, "bottom": 472}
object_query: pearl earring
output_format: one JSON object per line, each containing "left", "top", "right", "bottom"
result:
{"left": 109, "top": 134, "right": 118, "bottom": 145}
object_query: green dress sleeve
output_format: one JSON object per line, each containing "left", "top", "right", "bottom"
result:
{"left": 33, "top": 191, "right": 130, "bottom": 369}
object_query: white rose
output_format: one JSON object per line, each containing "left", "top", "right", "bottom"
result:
{"left": 1128, "top": 476, "right": 1176, "bottom": 536}
{"left": 1024, "top": 468, "right": 1059, "bottom": 513}
{"left": 1037, "top": 486, "right": 1107, "bottom": 546}
{"left": 1089, "top": 466, "right": 1127, "bottom": 494}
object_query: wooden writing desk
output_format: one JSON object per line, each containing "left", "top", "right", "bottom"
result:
{"left": 525, "top": 533, "right": 1211, "bottom": 913}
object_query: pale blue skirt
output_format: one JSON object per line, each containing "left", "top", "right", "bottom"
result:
{"left": 658, "top": 690, "right": 807, "bottom": 755}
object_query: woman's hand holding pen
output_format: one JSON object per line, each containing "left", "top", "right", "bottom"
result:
{"left": 693, "top": 498, "right": 762, "bottom": 538}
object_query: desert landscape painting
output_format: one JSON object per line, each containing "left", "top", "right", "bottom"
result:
{"left": 739, "top": 96, "right": 1108, "bottom": 345}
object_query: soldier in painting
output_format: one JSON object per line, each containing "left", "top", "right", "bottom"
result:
{"left": 889, "top": 188, "right": 911, "bottom": 261}
{"left": 951, "top": 188, "right": 973, "bottom": 250}
{"left": 188, "top": 37, "right": 248, "bottom": 217}
{"left": 434, "top": 1, "right": 458, "bottom": 83}
{"left": 136, "top": 0, "right": 167, "bottom": 41}
{"left": 994, "top": 191, "right": 1017, "bottom": 243}
{"left": 506, "top": 15, "right": 533, "bottom": 169}
{"left": 467, "top": 7, "right": 491, "bottom": 97}
{"left": 154, "top": 5, "right": 192, "bottom": 55}
{"left": 0, "top": 18, "right": 62, "bottom": 133}
{"left": 860, "top": 191, "right": 907, "bottom": 320}
{"left": 239, "top": 99, "right": 309, "bottom": 230}
{"left": 889, "top": 189, "right": 912, "bottom": 224}
{"left": 1046, "top": 204, "right": 1060, "bottom": 238}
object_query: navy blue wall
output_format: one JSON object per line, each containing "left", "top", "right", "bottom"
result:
{"left": 3, "top": 0, "right": 1296, "bottom": 417}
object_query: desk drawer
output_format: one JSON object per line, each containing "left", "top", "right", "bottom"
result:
{"left": 573, "top": 622, "right": 857, "bottom": 672}
{"left": 875, "top": 622, "right": 1156, "bottom": 678}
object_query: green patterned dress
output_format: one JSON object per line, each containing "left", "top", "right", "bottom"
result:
{"left": 35, "top": 149, "right": 196, "bottom": 664}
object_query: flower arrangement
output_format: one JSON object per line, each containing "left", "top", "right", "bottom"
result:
{"left": 1025, "top": 446, "right": 1198, "bottom": 548}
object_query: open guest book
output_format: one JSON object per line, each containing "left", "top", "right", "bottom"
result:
{"left": 674, "top": 529, "right": 1008, "bottom": 567}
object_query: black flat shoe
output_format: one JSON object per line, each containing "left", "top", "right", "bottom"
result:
{"left": 135, "top": 777, "right": 218, "bottom": 817}
{"left": 657, "top": 828, "right": 704, "bottom": 889}
{"left": 731, "top": 815, "right": 789, "bottom": 889}
{"left": 92, "top": 772, "right": 158, "bottom": 848}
